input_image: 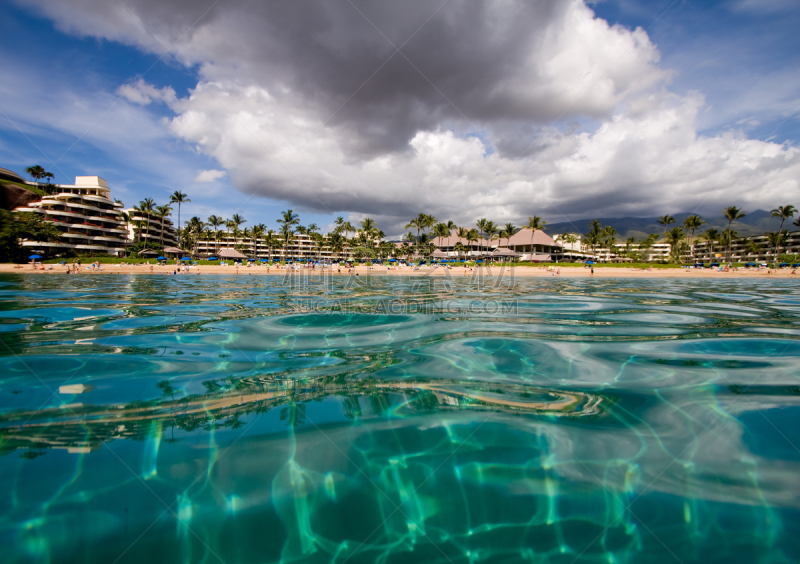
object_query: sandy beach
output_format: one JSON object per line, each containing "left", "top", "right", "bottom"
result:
{"left": 3, "top": 263, "right": 797, "bottom": 278}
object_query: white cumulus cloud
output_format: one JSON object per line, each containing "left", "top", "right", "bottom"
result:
{"left": 193, "top": 169, "right": 227, "bottom": 183}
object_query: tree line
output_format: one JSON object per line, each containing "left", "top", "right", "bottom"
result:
{"left": 577, "top": 205, "right": 799, "bottom": 263}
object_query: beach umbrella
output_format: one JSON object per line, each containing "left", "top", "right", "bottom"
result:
{"left": 207, "top": 257, "right": 218, "bottom": 261}
{"left": 460, "top": 259, "right": 466, "bottom": 263}
{"left": 157, "top": 256, "right": 167, "bottom": 261}
{"left": 585, "top": 260, "right": 594, "bottom": 265}
{"left": 28, "top": 254, "right": 42, "bottom": 259}
{"left": 476, "top": 260, "right": 483, "bottom": 263}
{"left": 247, "top": 258, "right": 256, "bottom": 262}
{"left": 389, "top": 258, "right": 397, "bottom": 262}
{"left": 779, "top": 263, "right": 789, "bottom": 268}
{"left": 59, "top": 261, "right": 66, "bottom": 264}
{"left": 793, "top": 263, "right": 800, "bottom": 268}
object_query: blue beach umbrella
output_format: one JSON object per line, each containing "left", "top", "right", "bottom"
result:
{"left": 745, "top": 262, "right": 756, "bottom": 267}
{"left": 460, "top": 259, "right": 466, "bottom": 263}
{"left": 476, "top": 260, "right": 483, "bottom": 264}
{"left": 793, "top": 263, "right": 800, "bottom": 268}
{"left": 28, "top": 254, "right": 42, "bottom": 259}
{"left": 779, "top": 263, "right": 789, "bottom": 268}
{"left": 247, "top": 258, "right": 256, "bottom": 262}
{"left": 157, "top": 256, "right": 167, "bottom": 261}
{"left": 389, "top": 258, "right": 396, "bottom": 262}
{"left": 207, "top": 257, "right": 218, "bottom": 261}
{"left": 180, "top": 257, "right": 191, "bottom": 261}
{"left": 260, "top": 258, "right": 268, "bottom": 262}
{"left": 585, "top": 260, "right": 594, "bottom": 265}
{"left": 60, "top": 261, "right": 66, "bottom": 264}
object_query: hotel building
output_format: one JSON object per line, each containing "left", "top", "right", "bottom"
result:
{"left": 123, "top": 208, "right": 178, "bottom": 248}
{"left": 14, "top": 176, "right": 129, "bottom": 256}
{"left": 194, "top": 232, "right": 342, "bottom": 261}
{"left": 434, "top": 227, "right": 562, "bottom": 261}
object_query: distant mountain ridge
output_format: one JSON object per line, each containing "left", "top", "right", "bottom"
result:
{"left": 543, "top": 210, "right": 786, "bottom": 240}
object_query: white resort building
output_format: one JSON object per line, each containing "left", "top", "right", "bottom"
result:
{"left": 14, "top": 176, "right": 129, "bottom": 256}
{"left": 123, "top": 208, "right": 178, "bottom": 248}
{"left": 193, "top": 232, "right": 340, "bottom": 261}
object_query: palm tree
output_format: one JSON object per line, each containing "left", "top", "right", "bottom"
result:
{"left": 277, "top": 209, "right": 300, "bottom": 261}
{"left": 657, "top": 215, "right": 676, "bottom": 241}
{"left": 484, "top": 221, "right": 499, "bottom": 253}
{"left": 225, "top": 219, "right": 235, "bottom": 248}
{"left": 527, "top": 216, "right": 547, "bottom": 257}
{"left": 666, "top": 226, "right": 685, "bottom": 262}
{"left": 454, "top": 241, "right": 466, "bottom": 260}
{"left": 242, "top": 227, "right": 253, "bottom": 254}
{"left": 465, "top": 228, "right": 480, "bottom": 258}
{"left": 359, "top": 218, "right": 376, "bottom": 246}
{"left": 743, "top": 238, "right": 762, "bottom": 258}
{"left": 132, "top": 218, "right": 146, "bottom": 244}
{"left": 603, "top": 225, "right": 618, "bottom": 254}
{"left": 718, "top": 229, "right": 738, "bottom": 259}
{"left": 155, "top": 204, "right": 172, "bottom": 248}
{"left": 231, "top": 213, "right": 246, "bottom": 247}
{"left": 586, "top": 220, "right": 602, "bottom": 260}
{"left": 266, "top": 229, "right": 276, "bottom": 261}
{"left": 342, "top": 221, "right": 355, "bottom": 240}
{"left": 503, "top": 222, "right": 517, "bottom": 247}
{"left": 207, "top": 215, "right": 223, "bottom": 253}
{"left": 433, "top": 222, "right": 451, "bottom": 248}
{"left": 252, "top": 224, "right": 266, "bottom": 259}
{"left": 475, "top": 218, "right": 489, "bottom": 253}
{"left": 139, "top": 198, "right": 156, "bottom": 244}
{"left": 25, "top": 165, "right": 46, "bottom": 189}
{"left": 43, "top": 171, "right": 55, "bottom": 192}
{"left": 405, "top": 214, "right": 425, "bottom": 251}
{"left": 770, "top": 205, "right": 797, "bottom": 257}
{"left": 722, "top": 206, "right": 746, "bottom": 263}
{"left": 766, "top": 231, "right": 788, "bottom": 262}
{"left": 186, "top": 216, "right": 205, "bottom": 255}
{"left": 169, "top": 191, "right": 191, "bottom": 246}
{"left": 682, "top": 215, "right": 705, "bottom": 257}
{"left": 328, "top": 232, "right": 345, "bottom": 262}
{"left": 701, "top": 228, "right": 720, "bottom": 260}
{"left": 558, "top": 232, "right": 579, "bottom": 260}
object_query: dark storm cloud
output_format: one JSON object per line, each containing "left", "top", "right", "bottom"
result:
{"left": 25, "top": 0, "right": 631, "bottom": 158}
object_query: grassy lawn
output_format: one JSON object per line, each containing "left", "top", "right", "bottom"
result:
{"left": 42, "top": 256, "right": 249, "bottom": 266}
{"left": 1, "top": 179, "right": 49, "bottom": 197}
{"left": 37, "top": 257, "right": 757, "bottom": 269}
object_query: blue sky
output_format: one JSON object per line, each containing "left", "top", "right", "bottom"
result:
{"left": 1, "top": 0, "right": 798, "bottom": 235}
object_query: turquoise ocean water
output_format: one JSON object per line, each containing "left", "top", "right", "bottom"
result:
{"left": 1, "top": 272, "right": 800, "bottom": 563}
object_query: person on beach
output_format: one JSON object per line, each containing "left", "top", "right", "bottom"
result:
{"left": 590, "top": 267, "right": 594, "bottom": 276}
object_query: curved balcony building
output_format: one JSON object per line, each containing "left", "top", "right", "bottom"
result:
{"left": 14, "top": 176, "right": 129, "bottom": 256}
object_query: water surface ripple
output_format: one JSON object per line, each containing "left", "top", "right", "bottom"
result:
{"left": 1, "top": 274, "right": 800, "bottom": 563}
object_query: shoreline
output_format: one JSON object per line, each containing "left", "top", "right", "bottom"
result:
{"left": 2, "top": 263, "right": 797, "bottom": 278}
